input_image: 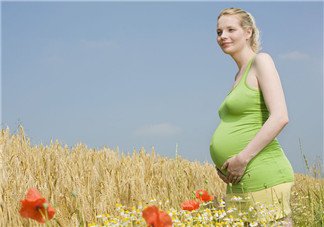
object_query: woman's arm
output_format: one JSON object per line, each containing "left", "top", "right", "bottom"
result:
{"left": 222, "top": 52, "right": 289, "bottom": 184}
{"left": 239, "top": 52, "right": 289, "bottom": 162}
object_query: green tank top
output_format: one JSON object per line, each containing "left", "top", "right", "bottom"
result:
{"left": 210, "top": 57, "right": 294, "bottom": 193}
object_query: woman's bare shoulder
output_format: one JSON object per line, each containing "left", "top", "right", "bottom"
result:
{"left": 254, "top": 52, "right": 274, "bottom": 63}
{"left": 254, "top": 52, "right": 276, "bottom": 73}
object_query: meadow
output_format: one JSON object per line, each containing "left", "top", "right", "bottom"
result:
{"left": 0, "top": 126, "right": 323, "bottom": 226}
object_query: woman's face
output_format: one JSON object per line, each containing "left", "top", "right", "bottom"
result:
{"left": 217, "top": 15, "right": 251, "bottom": 55}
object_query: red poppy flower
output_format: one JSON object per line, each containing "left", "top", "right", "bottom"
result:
{"left": 142, "top": 205, "right": 172, "bottom": 227}
{"left": 19, "top": 188, "right": 55, "bottom": 223}
{"left": 195, "top": 189, "right": 214, "bottom": 202}
{"left": 180, "top": 199, "right": 200, "bottom": 211}
{"left": 158, "top": 211, "right": 172, "bottom": 227}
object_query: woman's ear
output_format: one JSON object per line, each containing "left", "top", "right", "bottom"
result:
{"left": 245, "top": 27, "right": 253, "bottom": 40}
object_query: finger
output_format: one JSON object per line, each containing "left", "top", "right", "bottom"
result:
{"left": 228, "top": 174, "right": 239, "bottom": 184}
{"left": 231, "top": 176, "right": 237, "bottom": 184}
{"left": 217, "top": 168, "right": 227, "bottom": 179}
{"left": 217, "top": 172, "right": 225, "bottom": 181}
{"left": 233, "top": 175, "right": 242, "bottom": 184}
{"left": 228, "top": 174, "right": 235, "bottom": 184}
{"left": 216, "top": 168, "right": 224, "bottom": 175}
{"left": 217, "top": 171, "right": 229, "bottom": 183}
{"left": 221, "top": 162, "right": 229, "bottom": 170}
{"left": 217, "top": 170, "right": 229, "bottom": 184}
{"left": 219, "top": 175, "right": 228, "bottom": 183}
{"left": 233, "top": 176, "right": 241, "bottom": 184}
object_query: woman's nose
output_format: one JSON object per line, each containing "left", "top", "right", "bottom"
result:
{"left": 220, "top": 31, "right": 228, "bottom": 39}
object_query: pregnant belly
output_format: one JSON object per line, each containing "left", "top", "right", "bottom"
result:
{"left": 210, "top": 121, "right": 259, "bottom": 169}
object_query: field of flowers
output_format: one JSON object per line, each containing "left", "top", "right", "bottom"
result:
{"left": 0, "top": 126, "right": 323, "bottom": 226}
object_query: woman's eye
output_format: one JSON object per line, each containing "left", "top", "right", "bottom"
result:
{"left": 217, "top": 31, "right": 222, "bottom": 36}
{"left": 229, "top": 29, "right": 235, "bottom": 32}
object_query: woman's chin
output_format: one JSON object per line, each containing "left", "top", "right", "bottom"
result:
{"left": 221, "top": 48, "right": 234, "bottom": 54}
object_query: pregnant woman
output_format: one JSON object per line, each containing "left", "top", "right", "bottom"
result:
{"left": 210, "top": 8, "right": 295, "bottom": 225}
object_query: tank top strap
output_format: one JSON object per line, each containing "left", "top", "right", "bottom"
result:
{"left": 242, "top": 56, "right": 256, "bottom": 82}
{"left": 227, "top": 56, "right": 257, "bottom": 96}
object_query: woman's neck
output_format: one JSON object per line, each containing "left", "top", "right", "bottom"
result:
{"left": 231, "top": 48, "right": 256, "bottom": 70}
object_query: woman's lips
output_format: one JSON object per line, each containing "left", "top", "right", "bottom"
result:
{"left": 222, "top": 42, "right": 232, "bottom": 47}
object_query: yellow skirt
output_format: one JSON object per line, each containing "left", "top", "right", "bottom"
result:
{"left": 225, "top": 182, "right": 294, "bottom": 223}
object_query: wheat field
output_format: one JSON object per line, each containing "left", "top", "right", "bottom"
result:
{"left": 0, "top": 127, "right": 323, "bottom": 226}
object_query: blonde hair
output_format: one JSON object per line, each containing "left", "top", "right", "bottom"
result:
{"left": 218, "top": 8, "right": 261, "bottom": 53}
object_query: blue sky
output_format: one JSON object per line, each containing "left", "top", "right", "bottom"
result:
{"left": 1, "top": 2, "right": 323, "bottom": 174}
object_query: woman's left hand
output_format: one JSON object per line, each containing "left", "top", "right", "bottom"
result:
{"left": 221, "top": 154, "right": 248, "bottom": 184}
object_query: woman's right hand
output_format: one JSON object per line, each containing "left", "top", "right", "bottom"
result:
{"left": 216, "top": 167, "right": 229, "bottom": 184}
